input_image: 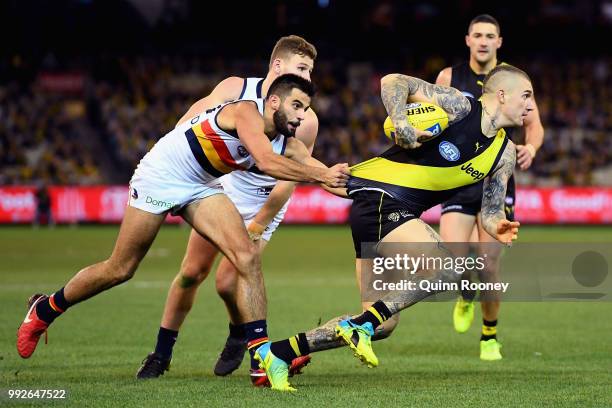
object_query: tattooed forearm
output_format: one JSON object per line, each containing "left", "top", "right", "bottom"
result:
{"left": 481, "top": 142, "right": 516, "bottom": 238}
{"left": 382, "top": 74, "right": 471, "bottom": 124}
{"left": 381, "top": 74, "right": 419, "bottom": 148}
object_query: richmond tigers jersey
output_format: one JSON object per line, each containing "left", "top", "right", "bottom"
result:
{"left": 183, "top": 98, "right": 287, "bottom": 179}
{"left": 348, "top": 97, "right": 508, "bottom": 214}
{"left": 450, "top": 62, "right": 488, "bottom": 99}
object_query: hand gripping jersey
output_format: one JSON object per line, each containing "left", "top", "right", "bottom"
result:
{"left": 348, "top": 97, "right": 508, "bottom": 215}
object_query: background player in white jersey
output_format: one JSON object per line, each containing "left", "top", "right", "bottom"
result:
{"left": 135, "top": 36, "right": 319, "bottom": 385}
{"left": 17, "top": 75, "right": 350, "bottom": 373}
{"left": 436, "top": 15, "right": 545, "bottom": 360}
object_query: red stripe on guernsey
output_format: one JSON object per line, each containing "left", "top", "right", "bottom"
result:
{"left": 247, "top": 337, "right": 269, "bottom": 350}
{"left": 49, "top": 296, "right": 64, "bottom": 313}
{"left": 200, "top": 121, "right": 242, "bottom": 169}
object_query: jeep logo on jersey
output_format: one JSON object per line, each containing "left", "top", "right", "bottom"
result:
{"left": 145, "top": 196, "right": 175, "bottom": 209}
{"left": 438, "top": 141, "right": 460, "bottom": 162}
{"left": 460, "top": 162, "right": 486, "bottom": 181}
{"left": 237, "top": 145, "right": 250, "bottom": 158}
{"left": 426, "top": 123, "right": 442, "bottom": 135}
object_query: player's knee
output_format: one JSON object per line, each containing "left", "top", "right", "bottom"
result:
{"left": 179, "top": 257, "right": 213, "bottom": 287}
{"left": 231, "top": 245, "right": 261, "bottom": 277}
{"left": 216, "top": 268, "right": 238, "bottom": 299}
{"left": 372, "top": 315, "right": 400, "bottom": 341}
{"left": 107, "top": 258, "right": 139, "bottom": 284}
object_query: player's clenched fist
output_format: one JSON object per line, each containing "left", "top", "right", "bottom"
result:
{"left": 323, "top": 163, "right": 350, "bottom": 188}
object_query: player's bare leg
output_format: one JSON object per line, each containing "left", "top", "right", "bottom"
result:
{"left": 440, "top": 212, "right": 479, "bottom": 332}
{"left": 476, "top": 215, "right": 504, "bottom": 360}
{"left": 211, "top": 240, "right": 266, "bottom": 379}
{"left": 215, "top": 239, "right": 268, "bottom": 325}
{"left": 161, "top": 231, "right": 219, "bottom": 330}
{"left": 262, "top": 218, "right": 464, "bottom": 386}
{"left": 18, "top": 206, "right": 166, "bottom": 358}
{"left": 181, "top": 195, "right": 265, "bottom": 322}
{"left": 138, "top": 230, "right": 220, "bottom": 379}
{"left": 356, "top": 259, "right": 399, "bottom": 340}
{"left": 181, "top": 194, "right": 272, "bottom": 379}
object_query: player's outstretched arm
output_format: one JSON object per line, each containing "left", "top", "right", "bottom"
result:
{"left": 175, "top": 76, "right": 244, "bottom": 126}
{"left": 481, "top": 141, "right": 520, "bottom": 245}
{"left": 232, "top": 103, "right": 349, "bottom": 188}
{"left": 381, "top": 73, "right": 470, "bottom": 149}
{"left": 283, "top": 137, "right": 348, "bottom": 197}
{"left": 247, "top": 111, "right": 321, "bottom": 236}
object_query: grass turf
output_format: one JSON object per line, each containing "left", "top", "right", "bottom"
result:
{"left": 1, "top": 225, "right": 611, "bottom": 407}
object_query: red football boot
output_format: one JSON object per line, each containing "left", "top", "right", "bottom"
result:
{"left": 17, "top": 294, "right": 50, "bottom": 358}
{"left": 250, "top": 354, "right": 312, "bottom": 387}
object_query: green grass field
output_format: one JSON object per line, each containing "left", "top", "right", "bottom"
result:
{"left": 1, "top": 225, "right": 611, "bottom": 407}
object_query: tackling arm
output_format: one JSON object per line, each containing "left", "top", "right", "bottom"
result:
{"left": 175, "top": 76, "right": 244, "bottom": 127}
{"left": 249, "top": 111, "right": 319, "bottom": 235}
{"left": 380, "top": 73, "right": 471, "bottom": 149}
{"left": 233, "top": 103, "right": 349, "bottom": 188}
{"left": 481, "top": 141, "right": 520, "bottom": 245}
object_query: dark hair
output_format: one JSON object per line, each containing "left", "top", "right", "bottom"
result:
{"left": 483, "top": 64, "right": 531, "bottom": 93}
{"left": 468, "top": 14, "right": 501, "bottom": 35}
{"left": 269, "top": 35, "right": 317, "bottom": 68}
{"left": 266, "top": 74, "right": 315, "bottom": 99}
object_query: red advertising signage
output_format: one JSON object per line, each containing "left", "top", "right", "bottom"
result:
{"left": 0, "top": 186, "right": 611, "bottom": 224}
{"left": 0, "top": 187, "right": 37, "bottom": 222}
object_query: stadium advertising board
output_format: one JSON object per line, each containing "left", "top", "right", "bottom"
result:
{"left": 0, "top": 186, "right": 610, "bottom": 224}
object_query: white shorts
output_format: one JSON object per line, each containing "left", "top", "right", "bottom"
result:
{"left": 128, "top": 131, "right": 224, "bottom": 215}
{"left": 221, "top": 172, "right": 289, "bottom": 241}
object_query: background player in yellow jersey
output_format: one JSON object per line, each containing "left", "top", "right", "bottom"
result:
{"left": 436, "top": 15, "right": 545, "bottom": 360}
{"left": 136, "top": 36, "right": 319, "bottom": 384}
{"left": 257, "top": 65, "right": 532, "bottom": 391}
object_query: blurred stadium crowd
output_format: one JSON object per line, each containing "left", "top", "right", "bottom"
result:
{"left": 1, "top": 55, "right": 610, "bottom": 186}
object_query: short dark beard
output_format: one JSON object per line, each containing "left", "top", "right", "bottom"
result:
{"left": 273, "top": 109, "right": 295, "bottom": 137}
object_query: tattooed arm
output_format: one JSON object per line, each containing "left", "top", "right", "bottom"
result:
{"left": 380, "top": 73, "right": 471, "bottom": 149}
{"left": 481, "top": 141, "right": 521, "bottom": 245}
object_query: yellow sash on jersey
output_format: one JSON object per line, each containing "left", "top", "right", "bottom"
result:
{"left": 350, "top": 129, "right": 506, "bottom": 191}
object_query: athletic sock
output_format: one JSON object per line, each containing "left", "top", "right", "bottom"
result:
{"left": 244, "top": 320, "right": 268, "bottom": 370}
{"left": 480, "top": 319, "right": 498, "bottom": 341}
{"left": 228, "top": 322, "right": 245, "bottom": 339}
{"left": 36, "top": 288, "right": 71, "bottom": 324}
{"left": 155, "top": 327, "right": 179, "bottom": 359}
{"left": 270, "top": 333, "right": 310, "bottom": 365}
{"left": 350, "top": 300, "right": 393, "bottom": 330}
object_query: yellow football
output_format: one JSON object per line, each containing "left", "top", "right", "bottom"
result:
{"left": 383, "top": 102, "right": 449, "bottom": 141}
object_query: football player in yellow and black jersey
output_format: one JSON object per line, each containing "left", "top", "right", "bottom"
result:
{"left": 255, "top": 65, "right": 532, "bottom": 391}
{"left": 436, "top": 14, "right": 545, "bottom": 361}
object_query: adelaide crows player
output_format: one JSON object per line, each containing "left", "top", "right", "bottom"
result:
{"left": 257, "top": 65, "right": 533, "bottom": 391}
{"left": 436, "top": 14, "right": 544, "bottom": 360}
{"left": 136, "top": 36, "right": 318, "bottom": 386}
